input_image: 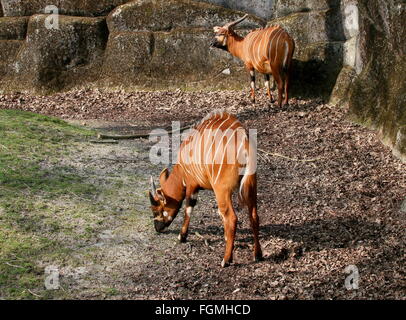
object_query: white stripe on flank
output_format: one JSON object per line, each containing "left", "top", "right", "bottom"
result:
{"left": 283, "top": 40, "right": 289, "bottom": 68}
{"left": 202, "top": 115, "right": 223, "bottom": 162}
{"left": 266, "top": 28, "right": 278, "bottom": 61}
{"left": 236, "top": 133, "right": 247, "bottom": 160}
{"left": 213, "top": 128, "right": 238, "bottom": 185}
{"left": 182, "top": 133, "right": 194, "bottom": 176}
{"left": 250, "top": 31, "right": 263, "bottom": 70}
{"left": 190, "top": 125, "right": 206, "bottom": 185}
{"left": 257, "top": 28, "right": 272, "bottom": 67}
{"left": 274, "top": 29, "right": 284, "bottom": 63}
{"left": 268, "top": 28, "right": 282, "bottom": 62}
{"left": 205, "top": 114, "right": 231, "bottom": 180}
{"left": 194, "top": 117, "right": 213, "bottom": 185}
{"left": 182, "top": 129, "right": 202, "bottom": 184}
{"left": 211, "top": 119, "right": 239, "bottom": 183}
{"left": 256, "top": 29, "right": 267, "bottom": 68}
{"left": 253, "top": 30, "right": 265, "bottom": 70}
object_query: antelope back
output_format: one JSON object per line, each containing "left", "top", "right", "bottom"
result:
{"left": 243, "top": 26, "right": 294, "bottom": 73}
{"left": 177, "top": 111, "right": 250, "bottom": 188}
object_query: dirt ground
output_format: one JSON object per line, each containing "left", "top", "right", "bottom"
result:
{"left": 0, "top": 89, "right": 405, "bottom": 299}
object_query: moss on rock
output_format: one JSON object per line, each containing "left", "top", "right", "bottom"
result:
{"left": 273, "top": 0, "right": 331, "bottom": 18}
{"left": 347, "top": 0, "right": 406, "bottom": 160}
{"left": 0, "top": 16, "right": 28, "bottom": 40}
{"left": 7, "top": 15, "right": 108, "bottom": 93}
{"left": 0, "top": 40, "right": 23, "bottom": 80}
{"left": 329, "top": 65, "right": 357, "bottom": 106}
{"left": 267, "top": 9, "right": 345, "bottom": 48}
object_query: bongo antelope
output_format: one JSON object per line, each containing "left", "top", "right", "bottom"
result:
{"left": 211, "top": 15, "right": 295, "bottom": 106}
{"left": 149, "top": 111, "right": 262, "bottom": 267}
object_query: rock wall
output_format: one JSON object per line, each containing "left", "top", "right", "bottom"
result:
{"left": 0, "top": 0, "right": 404, "bottom": 158}
{"left": 346, "top": 0, "right": 405, "bottom": 160}
{"left": 0, "top": 0, "right": 266, "bottom": 93}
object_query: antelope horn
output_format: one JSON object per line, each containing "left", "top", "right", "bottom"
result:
{"left": 150, "top": 176, "right": 157, "bottom": 197}
{"left": 224, "top": 14, "right": 249, "bottom": 29}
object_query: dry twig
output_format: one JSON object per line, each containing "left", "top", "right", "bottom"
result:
{"left": 97, "top": 124, "right": 192, "bottom": 140}
{"left": 258, "top": 148, "right": 324, "bottom": 163}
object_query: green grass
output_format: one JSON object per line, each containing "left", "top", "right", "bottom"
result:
{"left": 0, "top": 109, "right": 99, "bottom": 299}
{"left": 0, "top": 109, "right": 158, "bottom": 299}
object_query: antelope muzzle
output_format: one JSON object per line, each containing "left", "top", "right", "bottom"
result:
{"left": 154, "top": 219, "right": 167, "bottom": 233}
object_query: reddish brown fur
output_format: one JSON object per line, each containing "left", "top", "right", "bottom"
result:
{"left": 149, "top": 111, "right": 262, "bottom": 267}
{"left": 213, "top": 21, "right": 295, "bottom": 106}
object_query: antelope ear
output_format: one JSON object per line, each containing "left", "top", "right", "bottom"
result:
{"left": 213, "top": 26, "right": 221, "bottom": 33}
{"left": 150, "top": 176, "right": 157, "bottom": 197}
{"left": 156, "top": 188, "right": 167, "bottom": 205}
{"left": 149, "top": 191, "right": 159, "bottom": 206}
{"left": 159, "top": 168, "right": 169, "bottom": 186}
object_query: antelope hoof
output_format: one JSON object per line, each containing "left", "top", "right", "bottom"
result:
{"left": 178, "top": 233, "right": 187, "bottom": 243}
{"left": 254, "top": 253, "right": 264, "bottom": 262}
{"left": 267, "top": 95, "right": 275, "bottom": 103}
{"left": 221, "top": 257, "right": 233, "bottom": 268}
{"left": 221, "top": 259, "right": 230, "bottom": 268}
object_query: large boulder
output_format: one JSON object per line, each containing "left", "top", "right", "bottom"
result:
{"left": 347, "top": 0, "right": 406, "bottom": 160}
{"left": 102, "top": 29, "right": 247, "bottom": 90}
{"left": 107, "top": 0, "right": 265, "bottom": 32}
{"left": 0, "top": 0, "right": 129, "bottom": 17}
{"left": 8, "top": 15, "right": 108, "bottom": 93}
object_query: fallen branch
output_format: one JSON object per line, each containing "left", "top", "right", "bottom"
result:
{"left": 5, "top": 261, "right": 25, "bottom": 268}
{"left": 27, "top": 289, "right": 43, "bottom": 298}
{"left": 90, "top": 139, "right": 119, "bottom": 144}
{"left": 100, "top": 157, "right": 138, "bottom": 162}
{"left": 97, "top": 124, "right": 192, "bottom": 140}
{"left": 258, "top": 148, "right": 324, "bottom": 162}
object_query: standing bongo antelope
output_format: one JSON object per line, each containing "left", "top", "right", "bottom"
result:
{"left": 149, "top": 111, "right": 262, "bottom": 267}
{"left": 211, "top": 15, "right": 295, "bottom": 106}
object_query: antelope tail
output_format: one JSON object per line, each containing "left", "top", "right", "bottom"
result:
{"left": 238, "top": 140, "right": 257, "bottom": 207}
{"left": 282, "top": 41, "right": 290, "bottom": 72}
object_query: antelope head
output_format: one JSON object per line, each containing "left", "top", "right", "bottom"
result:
{"left": 211, "top": 14, "right": 248, "bottom": 50}
{"left": 148, "top": 169, "right": 181, "bottom": 232}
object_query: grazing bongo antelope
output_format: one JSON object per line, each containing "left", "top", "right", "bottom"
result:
{"left": 211, "top": 15, "right": 295, "bottom": 106}
{"left": 149, "top": 111, "right": 262, "bottom": 267}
